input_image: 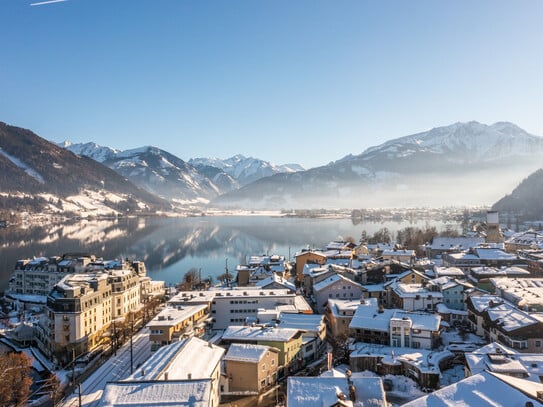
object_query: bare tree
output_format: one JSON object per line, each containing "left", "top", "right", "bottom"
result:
{"left": 0, "top": 352, "right": 33, "bottom": 406}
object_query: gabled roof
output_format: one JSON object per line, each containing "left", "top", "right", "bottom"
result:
{"left": 278, "top": 312, "right": 324, "bottom": 333}
{"left": 287, "top": 376, "right": 386, "bottom": 407}
{"left": 223, "top": 343, "right": 277, "bottom": 363}
{"left": 313, "top": 274, "right": 362, "bottom": 292}
{"left": 127, "top": 337, "right": 225, "bottom": 381}
{"left": 402, "top": 371, "right": 543, "bottom": 407}
{"left": 100, "top": 379, "right": 212, "bottom": 407}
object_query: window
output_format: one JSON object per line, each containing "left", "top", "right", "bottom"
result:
{"left": 262, "top": 364, "right": 266, "bottom": 371}
{"left": 536, "top": 341, "right": 541, "bottom": 347}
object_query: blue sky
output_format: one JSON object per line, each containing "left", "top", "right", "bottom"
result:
{"left": 1, "top": 0, "right": 542, "bottom": 168}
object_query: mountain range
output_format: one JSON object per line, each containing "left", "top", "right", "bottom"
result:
{"left": 213, "top": 121, "right": 543, "bottom": 209}
{"left": 2, "top": 120, "right": 543, "bottom": 218}
{"left": 0, "top": 122, "right": 169, "bottom": 217}
{"left": 61, "top": 142, "right": 302, "bottom": 203}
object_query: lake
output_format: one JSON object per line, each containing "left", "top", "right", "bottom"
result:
{"left": 0, "top": 214, "right": 460, "bottom": 292}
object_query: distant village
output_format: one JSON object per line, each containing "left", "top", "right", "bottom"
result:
{"left": 2, "top": 211, "right": 543, "bottom": 406}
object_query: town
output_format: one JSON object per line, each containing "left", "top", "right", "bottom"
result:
{"left": 2, "top": 211, "right": 543, "bottom": 406}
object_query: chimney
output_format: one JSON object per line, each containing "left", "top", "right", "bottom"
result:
{"left": 141, "top": 368, "right": 145, "bottom": 377}
{"left": 164, "top": 372, "right": 169, "bottom": 381}
{"left": 188, "top": 373, "right": 192, "bottom": 380}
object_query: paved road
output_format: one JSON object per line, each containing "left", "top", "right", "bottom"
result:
{"left": 61, "top": 328, "right": 152, "bottom": 407}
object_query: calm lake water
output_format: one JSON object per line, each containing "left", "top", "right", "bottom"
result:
{"left": 0, "top": 215, "right": 460, "bottom": 292}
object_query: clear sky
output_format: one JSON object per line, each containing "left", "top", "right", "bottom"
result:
{"left": 1, "top": 0, "right": 542, "bottom": 168}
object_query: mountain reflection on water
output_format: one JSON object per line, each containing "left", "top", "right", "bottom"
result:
{"left": 0, "top": 215, "right": 459, "bottom": 292}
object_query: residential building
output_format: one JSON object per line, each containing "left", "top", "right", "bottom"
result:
{"left": 223, "top": 344, "right": 279, "bottom": 393}
{"left": 100, "top": 337, "right": 225, "bottom": 407}
{"left": 427, "top": 276, "right": 470, "bottom": 311}
{"left": 387, "top": 281, "right": 443, "bottom": 312}
{"left": 313, "top": 274, "right": 364, "bottom": 313}
{"left": 286, "top": 376, "right": 387, "bottom": 407}
{"left": 466, "top": 295, "right": 543, "bottom": 352}
{"left": 402, "top": 371, "right": 543, "bottom": 407}
{"left": 169, "top": 289, "right": 310, "bottom": 330}
{"left": 277, "top": 312, "right": 326, "bottom": 363}
{"left": 349, "top": 300, "right": 441, "bottom": 350}
{"left": 35, "top": 271, "right": 113, "bottom": 363}
{"left": 381, "top": 249, "right": 416, "bottom": 266}
{"left": 505, "top": 230, "right": 543, "bottom": 253}
{"left": 468, "top": 266, "right": 530, "bottom": 291}
{"left": 324, "top": 299, "right": 361, "bottom": 338}
{"left": 490, "top": 277, "right": 543, "bottom": 312}
{"left": 221, "top": 325, "right": 304, "bottom": 374}
{"left": 423, "top": 236, "right": 485, "bottom": 259}
{"left": 147, "top": 305, "right": 208, "bottom": 348}
{"left": 8, "top": 254, "right": 96, "bottom": 298}
{"left": 295, "top": 251, "right": 327, "bottom": 282}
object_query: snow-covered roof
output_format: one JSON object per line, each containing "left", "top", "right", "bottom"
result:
{"left": 349, "top": 301, "right": 440, "bottom": 332}
{"left": 278, "top": 312, "right": 324, "bottom": 333}
{"left": 147, "top": 305, "right": 207, "bottom": 327}
{"left": 382, "top": 249, "right": 415, "bottom": 256}
{"left": 506, "top": 229, "right": 543, "bottom": 248}
{"left": 222, "top": 325, "right": 301, "bottom": 343}
{"left": 490, "top": 278, "right": 543, "bottom": 309}
{"left": 428, "top": 237, "right": 485, "bottom": 251}
{"left": 469, "top": 295, "right": 504, "bottom": 313}
{"left": 255, "top": 274, "right": 296, "bottom": 291}
{"left": 287, "top": 376, "right": 386, "bottom": 407}
{"left": 436, "top": 303, "right": 468, "bottom": 316}
{"left": 402, "top": 371, "right": 543, "bottom": 407}
{"left": 486, "top": 302, "right": 540, "bottom": 332}
{"left": 390, "top": 282, "right": 443, "bottom": 299}
{"left": 223, "top": 343, "right": 275, "bottom": 363}
{"left": 392, "top": 311, "right": 441, "bottom": 331}
{"left": 473, "top": 247, "right": 518, "bottom": 261}
{"left": 128, "top": 337, "right": 224, "bottom": 381}
{"left": 434, "top": 266, "right": 465, "bottom": 277}
{"left": 349, "top": 343, "right": 451, "bottom": 374}
{"left": 326, "top": 298, "right": 366, "bottom": 317}
{"left": 99, "top": 379, "right": 212, "bottom": 406}
{"left": 313, "top": 274, "right": 361, "bottom": 292}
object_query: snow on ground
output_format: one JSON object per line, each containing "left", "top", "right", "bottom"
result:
{"left": 440, "top": 328, "right": 486, "bottom": 346}
{"left": 0, "top": 148, "right": 45, "bottom": 183}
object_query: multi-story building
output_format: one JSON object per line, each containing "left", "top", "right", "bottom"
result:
{"left": 324, "top": 298, "right": 364, "bottom": 338}
{"left": 349, "top": 300, "right": 441, "bottom": 350}
{"left": 8, "top": 254, "right": 96, "bottom": 298}
{"left": 100, "top": 337, "right": 225, "bottom": 407}
{"left": 169, "top": 289, "right": 311, "bottom": 330}
{"left": 221, "top": 325, "right": 304, "bottom": 375}
{"left": 313, "top": 274, "right": 364, "bottom": 313}
{"left": 35, "top": 271, "right": 113, "bottom": 363}
{"left": 490, "top": 277, "right": 543, "bottom": 312}
{"left": 466, "top": 295, "right": 543, "bottom": 352}
{"left": 295, "top": 251, "right": 327, "bottom": 282}
{"left": 148, "top": 305, "right": 208, "bottom": 348}
{"left": 387, "top": 281, "right": 443, "bottom": 312}
{"left": 223, "top": 343, "right": 279, "bottom": 393}
{"left": 36, "top": 264, "right": 155, "bottom": 364}
{"left": 277, "top": 312, "right": 326, "bottom": 363}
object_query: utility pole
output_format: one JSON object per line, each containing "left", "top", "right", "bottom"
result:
{"left": 113, "top": 319, "right": 117, "bottom": 356}
{"left": 130, "top": 316, "right": 134, "bottom": 374}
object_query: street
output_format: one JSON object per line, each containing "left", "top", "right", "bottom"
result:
{"left": 61, "top": 328, "right": 152, "bottom": 407}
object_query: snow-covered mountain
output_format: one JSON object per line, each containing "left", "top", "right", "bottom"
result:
{"left": 98, "top": 146, "right": 222, "bottom": 203}
{"left": 0, "top": 122, "right": 169, "bottom": 217}
{"left": 189, "top": 154, "right": 304, "bottom": 186}
{"left": 214, "top": 121, "right": 543, "bottom": 209}
{"left": 59, "top": 141, "right": 119, "bottom": 162}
